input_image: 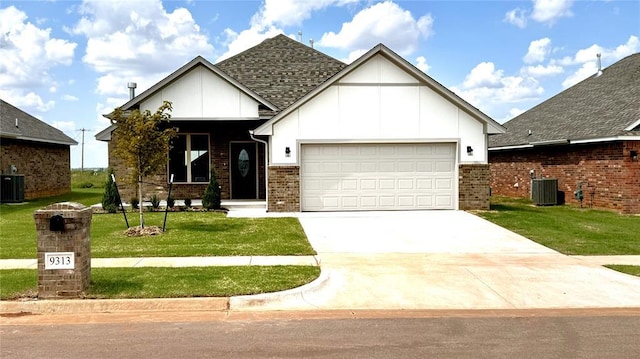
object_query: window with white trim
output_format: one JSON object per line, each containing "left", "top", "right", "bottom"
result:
{"left": 168, "top": 134, "right": 210, "bottom": 183}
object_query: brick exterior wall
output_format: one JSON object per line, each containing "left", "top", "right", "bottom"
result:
{"left": 34, "top": 202, "right": 92, "bottom": 299}
{"left": 107, "top": 121, "right": 266, "bottom": 202}
{"left": 0, "top": 138, "right": 71, "bottom": 199}
{"left": 489, "top": 141, "right": 640, "bottom": 214}
{"left": 267, "top": 166, "right": 300, "bottom": 212}
{"left": 458, "top": 164, "right": 490, "bottom": 210}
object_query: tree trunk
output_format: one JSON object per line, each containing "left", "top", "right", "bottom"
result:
{"left": 138, "top": 175, "right": 144, "bottom": 228}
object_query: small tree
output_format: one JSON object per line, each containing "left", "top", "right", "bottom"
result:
{"left": 202, "top": 168, "right": 221, "bottom": 210}
{"left": 102, "top": 168, "right": 119, "bottom": 213}
{"left": 109, "top": 101, "right": 176, "bottom": 228}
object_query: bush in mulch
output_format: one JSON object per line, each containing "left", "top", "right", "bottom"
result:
{"left": 124, "top": 226, "right": 163, "bottom": 237}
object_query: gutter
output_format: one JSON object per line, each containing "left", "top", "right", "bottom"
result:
{"left": 249, "top": 130, "right": 269, "bottom": 211}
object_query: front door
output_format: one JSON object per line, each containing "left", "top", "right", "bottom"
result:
{"left": 230, "top": 142, "right": 257, "bottom": 199}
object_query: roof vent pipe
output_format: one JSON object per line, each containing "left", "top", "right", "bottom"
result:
{"left": 127, "top": 82, "right": 137, "bottom": 100}
{"left": 309, "top": 38, "right": 314, "bottom": 49}
{"left": 595, "top": 53, "right": 603, "bottom": 77}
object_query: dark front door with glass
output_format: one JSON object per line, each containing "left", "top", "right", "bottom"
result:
{"left": 230, "top": 142, "right": 257, "bottom": 199}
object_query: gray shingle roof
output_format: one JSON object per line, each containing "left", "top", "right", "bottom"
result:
{"left": 216, "top": 34, "right": 347, "bottom": 111}
{"left": 0, "top": 99, "right": 77, "bottom": 146}
{"left": 489, "top": 53, "right": 640, "bottom": 148}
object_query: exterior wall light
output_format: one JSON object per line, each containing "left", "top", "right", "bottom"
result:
{"left": 285, "top": 147, "right": 291, "bottom": 157}
{"left": 631, "top": 150, "right": 638, "bottom": 161}
{"left": 466, "top": 146, "right": 473, "bottom": 155}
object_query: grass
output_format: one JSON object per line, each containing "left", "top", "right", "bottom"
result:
{"left": 477, "top": 196, "right": 640, "bottom": 255}
{"left": 0, "top": 189, "right": 315, "bottom": 259}
{"left": 605, "top": 265, "right": 640, "bottom": 277}
{"left": 71, "top": 168, "right": 108, "bottom": 189}
{"left": 1, "top": 187, "right": 318, "bottom": 300}
{"left": 0, "top": 266, "right": 320, "bottom": 300}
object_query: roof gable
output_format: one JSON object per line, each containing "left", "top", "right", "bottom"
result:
{"left": 216, "top": 34, "right": 347, "bottom": 111}
{"left": 115, "top": 56, "right": 278, "bottom": 113}
{"left": 0, "top": 99, "right": 77, "bottom": 146}
{"left": 490, "top": 53, "right": 640, "bottom": 149}
{"left": 254, "top": 43, "right": 505, "bottom": 136}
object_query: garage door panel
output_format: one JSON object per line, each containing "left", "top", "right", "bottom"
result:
{"left": 301, "top": 143, "right": 456, "bottom": 211}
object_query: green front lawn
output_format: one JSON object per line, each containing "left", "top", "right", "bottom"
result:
{"left": 1, "top": 189, "right": 315, "bottom": 259}
{"left": 0, "top": 266, "right": 320, "bottom": 300}
{"left": 477, "top": 196, "right": 640, "bottom": 255}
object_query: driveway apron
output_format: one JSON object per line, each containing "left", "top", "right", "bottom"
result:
{"left": 234, "top": 211, "right": 640, "bottom": 311}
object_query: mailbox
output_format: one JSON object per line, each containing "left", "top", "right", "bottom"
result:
{"left": 49, "top": 214, "right": 65, "bottom": 232}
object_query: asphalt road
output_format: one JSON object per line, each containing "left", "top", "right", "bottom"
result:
{"left": 2, "top": 309, "right": 639, "bottom": 359}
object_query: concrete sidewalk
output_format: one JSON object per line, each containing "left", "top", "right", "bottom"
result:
{"left": 0, "top": 256, "right": 319, "bottom": 269}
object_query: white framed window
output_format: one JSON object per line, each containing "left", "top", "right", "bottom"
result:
{"left": 168, "top": 133, "right": 210, "bottom": 183}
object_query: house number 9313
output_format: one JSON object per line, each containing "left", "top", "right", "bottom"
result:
{"left": 44, "top": 252, "right": 75, "bottom": 270}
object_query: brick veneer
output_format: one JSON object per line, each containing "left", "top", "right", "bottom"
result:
{"left": 107, "top": 121, "right": 266, "bottom": 202}
{"left": 458, "top": 164, "right": 490, "bottom": 210}
{"left": 489, "top": 141, "right": 640, "bottom": 214}
{"left": 267, "top": 166, "right": 300, "bottom": 212}
{"left": 34, "top": 202, "right": 92, "bottom": 299}
{"left": 0, "top": 138, "right": 71, "bottom": 199}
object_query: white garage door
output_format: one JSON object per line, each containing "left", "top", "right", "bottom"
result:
{"left": 300, "top": 143, "right": 456, "bottom": 211}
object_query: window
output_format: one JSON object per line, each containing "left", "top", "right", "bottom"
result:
{"left": 168, "top": 134, "right": 210, "bottom": 183}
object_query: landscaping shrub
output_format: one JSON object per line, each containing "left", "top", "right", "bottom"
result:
{"left": 167, "top": 196, "right": 175, "bottom": 208}
{"left": 150, "top": 194, "right": 161, "bottom": 210}
{"left": 184, "top": 198, "right": 192, "bottom": 208}
{"left": 102, "top": 168, "right": 120, "bottom": 213}
{"left": 131, "top": 197, "right": 139, "bottom": 210}
{"left": 202, "top": 169, "right": 221, "bottom": 210}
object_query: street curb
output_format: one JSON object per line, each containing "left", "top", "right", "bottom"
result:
{"left": 0, "top": 268, "right": 328, "bottom": 315}
{"left": 230, "top": 269, "right": 330, "bottom": 310}
{"left": 0, "top": 297, "right": 229, "bottom": 315}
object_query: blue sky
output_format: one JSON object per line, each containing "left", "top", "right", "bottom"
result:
{"left": 1, "top": 0, "right": 638, "bottom": 169}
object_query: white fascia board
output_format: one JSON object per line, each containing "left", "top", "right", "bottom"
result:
{"left": 624, "top": 118, "right": 640, "bottom": 131}
{"left": 488, "top": 144, "right": 534, "bottom": 151}
{"left": 13, "top": 135, "right": 77, "bottom": 146}
{"left": 570, "top": 136, "right": 640, "bottom": 144}
{"left": 253, "top": 124, "right": 273, "bottom": 136}
{"left": 170, "top": 117, "right": 261, "bottom": 121}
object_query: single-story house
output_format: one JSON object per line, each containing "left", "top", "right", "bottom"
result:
{"left": 489, "top": 53, "right": 640, "bottom": 214}
{"left": 97, "top": 34, "right": 504, "bottom": 212}
{"left": 1, "top": 99, "right": 77, "bottom": 201}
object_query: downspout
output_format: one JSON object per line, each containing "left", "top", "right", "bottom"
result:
{"left": 249, "top": 130, "right": 269, "bottom": 211}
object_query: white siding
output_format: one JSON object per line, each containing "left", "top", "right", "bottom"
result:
{"left": 140, "top": 66, "right": 260, "bottom": 119}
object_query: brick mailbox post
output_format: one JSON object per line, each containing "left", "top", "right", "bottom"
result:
{"left": 34, "top": 202, "right": 92, "bottom": 299}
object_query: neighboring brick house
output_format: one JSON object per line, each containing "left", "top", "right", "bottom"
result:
{"left": 489, "top": 53, "right": 640, "bottom": 214}
{"left": 97, "top": 34, "right": 504, "bottom": 212}
{"left": 1, "top": 99, "right": 77, "bottom": 200}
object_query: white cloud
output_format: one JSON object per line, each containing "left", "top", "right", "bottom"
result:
{"left": 62, "top": 94, "right": 79, "bottom": 101}
{"left": 0, "top": 6, "right": 76, "bottom": 112}
{"left": 531, "top": 0, "right": 574, "bottom": 24}
{"left": 51, "top": 120, "right": 76, "bottom": 133}
{"left": 72, "top": 0, "right": 213, "bottom": 99}
{"left": 452, "top": 62, "right": 544, "bottom": 116}
{"left": 415, "top": 56, "right": 430, "bottom": 73}
{"left": 560, "top": 35, "right": 639, "bottom": 88}
{"left": 505, "top": 0, "right": 573, "bottom": 28}
{"left": 318, "top": 1, "right": 434, "bottom": 58}
{"left": 524, "top": 38, "right": 552, "bottom": 64}
{"left": 252, "top": 0, "right": 358, "bottom": 28}
{"left": 504, "top": 8, "right": 527, "bottom": 28}
{"left": 217, "top": 0, "right": 357, "bottom": 61}
{"left": 523, "top": 64, "right": 564, "bottom": 77}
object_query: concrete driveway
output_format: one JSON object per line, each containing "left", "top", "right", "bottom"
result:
{"left": 232, "top": 211, "right": 640, "bottom": 310}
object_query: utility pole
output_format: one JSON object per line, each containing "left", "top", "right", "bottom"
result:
{"left": 80, "top": 128, "right": 85, "bottom": 172}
